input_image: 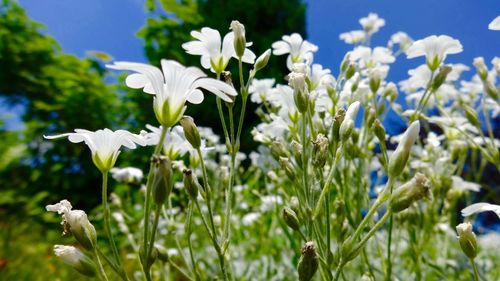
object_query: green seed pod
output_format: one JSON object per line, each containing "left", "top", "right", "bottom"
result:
{"left": 183, "top": 169, "right": 199, "bottom": 199}
{"left": 456, "top": 222, "right": 478, "bottom": 259}
{"left": 279, "top": 157, "right": 296, "bottom": 181}
{"left": 297, "top": 241, "right": 319, "bottom": 281}
{"left": 283, "top": 207, "right": 301, "bottom": 231}
{"left": 271, "top": 140, "right": 289, "bottom": 160}
{"left": 332, "top": 109, "right": 346, "bottom": 143}
{"left": 180, "top": 115, "right": 201, "bottom": 149}
{"left": 463, "top": 105, "right": 480, "bottom": 127}
{"left": 152, "top": 156, "right": 173, "bottom": 205}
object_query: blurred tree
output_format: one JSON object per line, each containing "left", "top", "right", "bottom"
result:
{"left": 137, "top": 0, "right": 307, "bottom": 151}
{"left": 0, "top": 0, "right": 132, "bottom": 208}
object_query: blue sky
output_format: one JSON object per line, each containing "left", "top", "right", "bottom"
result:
{"left": 2, "top": 0, "right": 499, "bottom": 129}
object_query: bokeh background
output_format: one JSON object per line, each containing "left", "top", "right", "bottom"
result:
{"left": 0, "top": 0, "right": 498, "bottom": 279}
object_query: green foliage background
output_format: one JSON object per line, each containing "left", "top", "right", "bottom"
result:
{"left": 0, "top": 0, "right": 306, "bottom": 278}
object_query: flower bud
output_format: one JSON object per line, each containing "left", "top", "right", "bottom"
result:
{"left": 297, "top": 241, "right": 319, "bottom": 281}
{"left": 473, "top": 57, "right": 488, "bottom": 81}
{"left": 463, "top": 105, "right": 480, "bottom": 127}
{"left": 364, "top": 106, "right": 376, "bottom": 128}
{"left": 255, "top": 49, "right": 271, "bottom": 71}
{"left": 152, "top": 155, "right": 173, "bottom": 205}
{"left": 340, "top": 53, "right": 350, "bottom": 73}
{"left": 389, "top": 173, "right": 431, "bottom": 212}
{"left": 332, "top": 109, "right": 346, "bottom": 142}
{"left": 271, "top": 140, "right": 289, "bottom": 160}
{"left": 345, "top": 64, "right": 356, "bottom": 80}
{"left": 388, "top": 121, "right": 420, "bottom": 178}
{"left": 139, "top": 244, "right": 158, "bottom": 268}
{"left": 289, "top": 72, "right": 308, "bottom": 113}
{"left": 484, "top": 80, "right": 499, "bottom": 100}
{"left": 383, "top": 82, "right": 398, "bottom": 103}
{"left": 339, "top": 101, "right": 360, "bottom": 142}
{"left": 283, "top": 207, "right": 301, "bottom": 231}
{"left": 431, "top": 65, "right": 452, "bottom": 91}
{"left": 180, "top": 115, "right": 201, "bottom": 149}
{"left": 155, "top": 244, "right": 170, "bottom": 262}
{"left": 183, "top": 169, "right": 199, "bottom": 199}
{"left": 67, "top": 211, "right": 97, "bottom": 251}
{"left": 291, "top": 140, "right": 303, "bottom": 167}
{"left": 456, "top": 222, "right": 478, "bottom": 259}
{"left": 230, "top": 20, "right": 246, "bottom": 58}
{"left": 369, "top": 70, "right": 382, "bottom": 94}
{"left": 54, "top": 245, "right": 96, "bottom": 277}
{"left": 373, "top": 119, "right": 386, "bottom": 143}
{"left": 312, "top": 134, "right": 329, "bottom": 168}
{"left": 279, "top": 157, "right": 296, "bottom": 180}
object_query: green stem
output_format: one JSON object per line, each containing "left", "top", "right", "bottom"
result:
{"left": 94, "top": 248, "right": 110, "bottom": 281}
{"left": 102, "top": 172, "right": 129, "bottom": 281}
{"left": 168, "top": 259, "right": 195, "bottom": 281}
{"left": 142, "top": 126, "right": 167, "bottom": 279}
{"left": 187, "top": 203, "right": 200, "bottom": 280}
{"left": 411, "top": 71, "right": 435, "bottom": 122}
{"left": 386, "top": 214, "right": 394, "bottom": 281}
{"left": 146, "top": 204, "right": 162, "bottom": 272}
{"left": 196, "top": 149, "right": 229, "bottom": 281}
{"left": 470, "top": 258, "right": 480, "bottom": 281}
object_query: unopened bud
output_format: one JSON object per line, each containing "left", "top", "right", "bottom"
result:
{"left": 389, "top": 173, "right": 431, "bottom": 212}
{"left": 283, "top": 207, "right": 301, "bottom": 231}
{"left": 463, "top": 105, "right": 480, "bottom": 127}
{"left": 54, "top": 245, "right": 96, "bottom": 277}
{"left": 230, "top": 20, "right": 246, "bottom": 58}
{"left": 298, "top": 241, "right": 319, "bottom": 281}
{"left": 155, "top": 244, "right": 169, "bottom": 262}
{"left": 388, "top": 121, "right": 420, "bottom": 178}
{"left": 180, "top": 116, "right": 201, "bottom": 149}
{"left": 383, "top": 82, "right": 398, "bottom": 103}
{"left": 345, "top": 64, "right": 356, "bottom": 80}
{"left": 271, "top": 140, "right": 289, "bottom": 160}
{"left": 373, "top": 119, "right": 386, "bottom": 143}
{"left": 291, "top": 141, "right": 303, "bottom": 167}
{"left": 369, "top": 70, "right": 382, "bottom": 93}
{"left": 473, "top": 57, "right": 488, "bottom": 81}
{"left": 67, "top": 211, "right": 97, "bottom": 251}
{"left": 139, "top": 244, "right": 158, "bottom": 268}
{"left": 340, "top": 53, "right": 350, "bottom": 73}
{"left": 152, "top": 156, "right": 173, "bottom": 205}
{"left": 312, "top": 134, "right": 329, "bottom": 168}
{"left": 431, "top": 65, "right": 452, "bottom": 91}
{"left": 339, "top": 101, "right": 360, "bottom": 142}
{"left": 183, "top": 169, "right": 199, "bottom": 199}
{"left": 332, "top": 109, "right": 346, "bottom": 142}
{"left": 456, "top": 222, "right": 478, "bottom": 259}
{"left": 280, "top": 157, "right": 296, "bottom": 180}
{"left": 484, "top": 80, "right": 499, "bottom": 100}
{"left": 255, "top": 49, "right": 271, "bottom": 71}
{"left": 364, "top": 106, "right": 376, "bottom": 128}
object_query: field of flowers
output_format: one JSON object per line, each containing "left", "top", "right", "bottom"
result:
{"left": 4, "top": 11, "right": 500, "bottom": 281}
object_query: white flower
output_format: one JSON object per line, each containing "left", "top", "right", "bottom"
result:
{"left": 388, "top": 32, "right": 413, "bottom": 51}
{"left": 359, "top": 13, "right": 385, "bottom": 35}
{"left": 108, "top": 60, "right": 237, "bottom": 127}
{"left": 249, "top": 78, "right": 276, "bottom": 103}
{"left": 46, "top": 200, "right": 97, "bottom": 250}
{"left": 462, "top": 202, "right": 500, "bottom": 219}
{"left": 451, "top": 176, "right": 481, "bottom": 192}
{"left": 45, "top": 129, "right": 145, "bottom": 172}
{"left": 143, "top": 125, "right": 190, "bottom": 159}
{"left": 350, "top": 46, "right": 395, "bottom": 68}
{"left": 488, "top": 15, "right": 500, "bottom": 30}
{"left": 272, "top": 33, "right": 318, "bottom": 70}
{"left": 406, "top": 35, "right": 463, "bottom": 70}
{"left": 110, "top": 167, "right": 144, "bottom": 184}
{"left": 339, "top": 30, "right": 366, "bottom": 44}
{"left": 182, "top": 27, "right": 255, "bottom": 73}
{"left": 242, "top": 212, "right": 261, "bottom": 226}
{"left": 54, "top": 245, "right": 86, "bottom": 265}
